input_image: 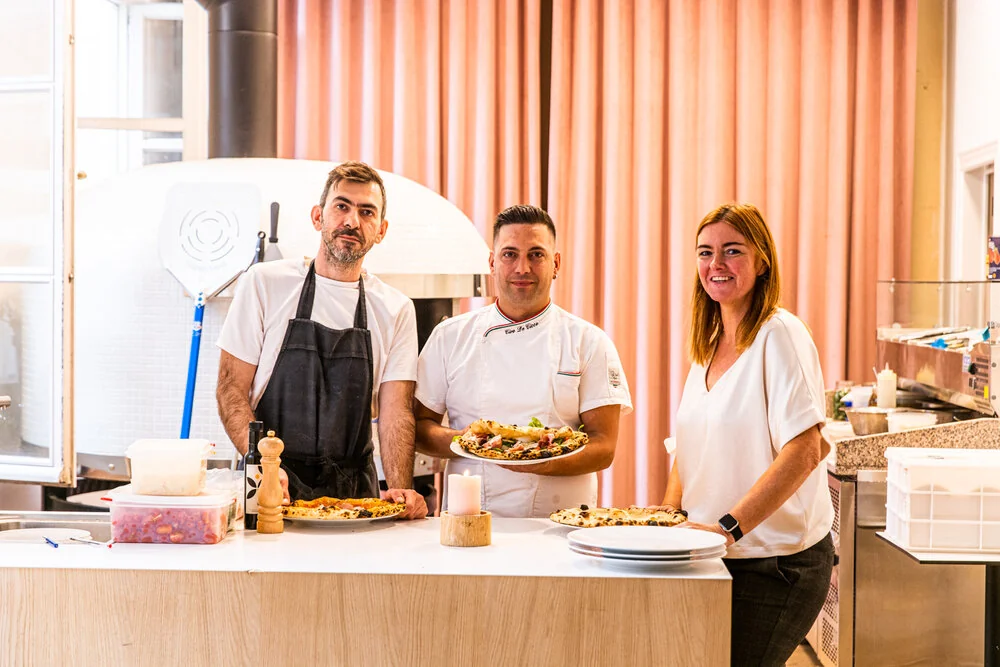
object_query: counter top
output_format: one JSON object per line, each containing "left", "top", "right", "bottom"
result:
{"left": 826, "top": 417, "right": 1000, "bottom": 477}
{"left": 0, "top": 517, "right": 730, "bottom": 581}
{"left": 1, "top": 516, "right": 733, "bottom": 666}
{"left": 876, "top": 531, "right": 1000, "bottom": 565}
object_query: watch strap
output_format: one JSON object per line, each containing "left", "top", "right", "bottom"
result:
{"left": 719, "top": 513, "right": 743, "bottom": 542}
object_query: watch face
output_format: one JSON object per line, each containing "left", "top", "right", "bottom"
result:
{"left": 719, "top": 514, "right": 738, "bottom": 532}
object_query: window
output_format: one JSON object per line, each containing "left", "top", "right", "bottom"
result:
{"left": 0, "top": 0, "right": 206, "bottom": 484}
{"left": 0, "top": 0, "right": 71, "bottom": 483}
{"left": 75, "top": 0, "right": 204, "bottom": 180}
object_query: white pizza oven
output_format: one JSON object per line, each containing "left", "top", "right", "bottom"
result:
{"left": 73, "top": 157, "right": 491, "bottom": 480}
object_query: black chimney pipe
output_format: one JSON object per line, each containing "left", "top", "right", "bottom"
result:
{"left": 194, "top": 0, "right": 278, "bottom": 158}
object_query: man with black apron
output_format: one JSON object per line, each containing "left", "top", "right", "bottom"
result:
{"left": 216, "top": 161, "right": 427, "bottom": 519}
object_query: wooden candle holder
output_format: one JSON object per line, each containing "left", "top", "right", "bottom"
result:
{"left": 256, "top": 430, "right": 285, "bottom": 535}
{"left": 440, "top": 511, "right": 491, "bottom": 547}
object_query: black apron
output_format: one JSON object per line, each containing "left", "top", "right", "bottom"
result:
{"left": 254, "top": 261, "right": 378, "bottom": 501}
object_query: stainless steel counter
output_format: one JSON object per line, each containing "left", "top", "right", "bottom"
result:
{"left": 812, "top": 472, "right": 985, "bottom": 666}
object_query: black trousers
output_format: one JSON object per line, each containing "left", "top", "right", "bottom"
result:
{"left": 723, "top": 533, "right": 835, "bottom": 666}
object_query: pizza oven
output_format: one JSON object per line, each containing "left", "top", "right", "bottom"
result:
{"left": 71, "top": 158, "right": 491, "bottom": 518}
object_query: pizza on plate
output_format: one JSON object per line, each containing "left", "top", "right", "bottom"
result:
{"left": 549, "top": 504, "right": 688, "bottom": 528}
{"left": 455, "top": 418, "right": 588, "bottom": 461}
{"left": 282, "top": 497, "right": 405, "bottom": 520}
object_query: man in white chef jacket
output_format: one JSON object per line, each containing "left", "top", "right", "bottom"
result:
{"left": 414, "top": 205, "right": 633, "bottom": 518}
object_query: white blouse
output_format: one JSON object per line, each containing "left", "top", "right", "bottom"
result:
{"left": 675, "top": 308, "right": 834, "bottom": 558}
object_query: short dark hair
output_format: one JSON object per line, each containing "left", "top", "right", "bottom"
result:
{"left": 492, "top": 205, "right": 556, "bottom": 243}
{"left": 319, "top": 161, "right": 387, "bottom": 220}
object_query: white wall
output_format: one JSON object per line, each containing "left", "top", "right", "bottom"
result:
{"left": 947, "top": 0, "right": 1000, "bottom": 279}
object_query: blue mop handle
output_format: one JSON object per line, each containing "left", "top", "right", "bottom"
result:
{"left": 180, "top": 292, "right": 206, "bottom": 438}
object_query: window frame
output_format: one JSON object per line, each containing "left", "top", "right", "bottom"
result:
{"left": 0, "top": 0, "right": 74, "bottom": 484}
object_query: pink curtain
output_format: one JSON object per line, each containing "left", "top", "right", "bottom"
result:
{"left": 277, "top": 0, "right": 917, "bottom": 507}
{"left": 277, "top": 0, "right": 544, "bottom": 239}
{"left": 547, "top": 0, "right": 915, "bottom": 506}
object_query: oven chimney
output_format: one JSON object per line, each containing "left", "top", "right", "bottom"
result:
{"left": 194, "top": 0, "right": 277, "bottom": 158}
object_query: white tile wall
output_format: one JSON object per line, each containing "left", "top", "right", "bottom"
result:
{"left": 74, "top": 209, "right": 237, "bottom": 456}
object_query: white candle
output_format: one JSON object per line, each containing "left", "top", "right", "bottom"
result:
{"left": 448, "top": 470, "right": 481, "bottom": 516}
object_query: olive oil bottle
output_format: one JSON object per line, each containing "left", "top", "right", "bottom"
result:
{"left": 244, "top": 421, "right": 264, "bottom": 530}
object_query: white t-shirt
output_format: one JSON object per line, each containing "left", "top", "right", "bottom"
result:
{"left": 675, "top": 308, "right": 833, "bottom": 558}
{"left": 416, "top": 302, "right": 632, "bottom": 517}
{"left": 217, "top": 258, "right": 418, "bottom": 409}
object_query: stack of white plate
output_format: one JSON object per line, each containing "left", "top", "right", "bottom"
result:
{"left": 567, "top": 526, "right": 727, "bottom": 566}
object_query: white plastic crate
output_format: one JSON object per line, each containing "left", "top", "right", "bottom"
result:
{"left": 885, "top": 505, "right": 1000, "bottom": 552}
{"left": 884, "top": 447, "right": 1000, "bottom": 552}
{"left": 886, "top": 447, "right": 1000, "bottom": 494}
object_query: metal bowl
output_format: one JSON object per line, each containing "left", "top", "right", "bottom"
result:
{"left": 845, "top": 407, "right": 949, "bottom": 435}
{"left": 844, "top": 407, "right": 903, "bottom": 435}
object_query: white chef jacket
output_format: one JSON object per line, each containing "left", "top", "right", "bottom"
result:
{"left": 216, "top": 258, "right": 418, "bottom": 409}
{"left": 674, "top": 308, "right": 834, "bottom": 558}
{"left": 416, "top": 302, "right": 633, "bottom": 518}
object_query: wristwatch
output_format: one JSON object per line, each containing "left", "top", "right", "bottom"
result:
{"left": 718, "top": 513, "right": 743, "bottom": 542}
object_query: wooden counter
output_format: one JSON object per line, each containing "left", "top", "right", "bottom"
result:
{"left": 0, "top": 518, "right": 731, "bottom": 666}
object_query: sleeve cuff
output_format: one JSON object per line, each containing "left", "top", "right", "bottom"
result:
{"left": 215, "top": 342, "right": 259, "bottom": 367}
{"left": 777, "top": 408, "right": 825, "bottom": 450}
{"left": 580, "top": 397, "right": 634, "bottom": 416}
{"left": 380, "top": 372, "right": 418, "bottom": 384}
{"left": 414, "top": 388, "right": 446, "bottom": 415}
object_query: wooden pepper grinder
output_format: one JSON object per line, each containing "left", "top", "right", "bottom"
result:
{"left": 256, "top": 430, "right": 285, "bottom": 534}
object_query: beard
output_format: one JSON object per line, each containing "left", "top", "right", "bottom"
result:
{"left": 321, "top": 226, "right": 373, "bottom": 266}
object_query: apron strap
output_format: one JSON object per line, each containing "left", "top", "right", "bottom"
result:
{"left": 354, "top": 276, "right": 368, "bottom": 329}
{"left": 295, "top": 260, "right": 318, "bottom": 320}
{"left": 295, "top": 261, "right": 368, "bottom": 330}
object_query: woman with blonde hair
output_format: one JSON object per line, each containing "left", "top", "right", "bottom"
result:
{"left": 663, "top": 203, "right": 834, "bottom": 665}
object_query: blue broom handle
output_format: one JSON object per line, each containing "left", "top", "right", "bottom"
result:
{"left": 180, "top": 292, "right": 206, "bottom": 438}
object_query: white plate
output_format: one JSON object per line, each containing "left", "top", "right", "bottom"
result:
{"left": 0, "top": 528, "right": 92, "bottom": 543}
{"left": 568, "top": 525, "right": 727, "bottom": 555}
{"left": 569, "top": 544, "right": 727, "bottom": 561}
{"left": 567, "top": 538, "right": 724, "bottom": 558}
{"left": 283, "top": 512, "right": 402, "bottom": 527}
{"left": 449, "top": 440, "right": 586, "bottom": 466}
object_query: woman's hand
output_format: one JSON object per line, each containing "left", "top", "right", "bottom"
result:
{"left": 680, "top": 520, "right": 735, "bottom": 547}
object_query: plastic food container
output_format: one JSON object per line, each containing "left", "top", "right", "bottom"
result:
{"left": 886, "top": 411, "right": 940, "bottom": 433}
{"left": 884, "top": 447, "right": 1000, "bottom": 552}
{"left": 110, "top": 487, "right": 236, "bottom": 544}
{"left": 126, "top": 439, "right": 211, "bottom": 496}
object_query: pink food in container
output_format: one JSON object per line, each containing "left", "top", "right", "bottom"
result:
{"left": 110, "top": 487, "right": 236, "bottom": 545}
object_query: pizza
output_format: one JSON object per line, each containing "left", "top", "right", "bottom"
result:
{"left": 549, "top": 504, "right": 688, "bottom": 528}
{"left": 454, "top": 418, "right": 588, "bottom": 461}
{"left": 281, "top": 497, "right": 405, "bottom": 520}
